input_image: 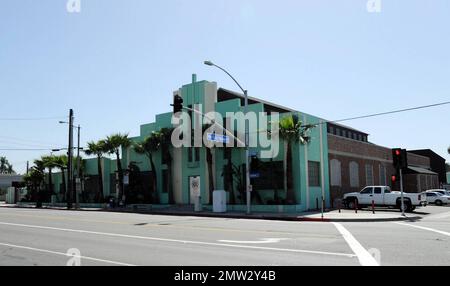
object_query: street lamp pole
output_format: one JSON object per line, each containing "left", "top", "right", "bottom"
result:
{"left": 204, "top": 61, "right": 251, "bottom": 214}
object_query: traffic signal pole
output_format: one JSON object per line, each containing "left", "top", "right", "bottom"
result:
{"left": 400, "top": 168, "right": 405, "bottom": 216}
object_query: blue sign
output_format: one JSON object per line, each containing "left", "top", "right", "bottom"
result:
{"left": 250, "top": 172, "right": 260, "bottom": 179}
{"left": 207, "top": 133, "right": 229, "bottom": 144}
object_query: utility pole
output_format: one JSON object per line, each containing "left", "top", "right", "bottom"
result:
{"left": 26, "top": 161, "right": 29, "bottom": 175}
{"left": 67, "top": 109, "right": 74, "bottom": 209}
{"left": 75, "top": 124, "right": 81, "bottom": 209}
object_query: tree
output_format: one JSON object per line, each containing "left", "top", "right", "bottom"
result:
{"left": 84, "top": 140, "right": 107, "bottom": 202}
{"left": 159, "top": 128, "right": 175, "bottom": 204}
{"left": 38, "top": 155, "right": 58, "bottom": 201}
{"left": 54, "top": 155, "right": 68, "bottom": 201}
{"left": 23, "top": 165, "right": 45, "bottom": 207}
{"left": 278, "top": 114, "right": 313, "bottom": 204}
{"left": 134, "top": 133, "right": 160, "bottom": 203}
{"left": 0, "top": 156, "right": 15, "bottom": 174}
{"left": 105, "top": 134, "right": 131, "bottom": 203}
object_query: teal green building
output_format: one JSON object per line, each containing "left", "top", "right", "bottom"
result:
{"left": 52, "top": 75, "right": 330, "bottom": 213}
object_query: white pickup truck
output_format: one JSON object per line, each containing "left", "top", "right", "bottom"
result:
{"left": 343, "top": 186, "right": 424, "bottom": 212}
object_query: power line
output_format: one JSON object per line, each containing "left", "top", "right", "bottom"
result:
{"left": 0, "top": 148, "right": 60, "bottom": 151}
{"left": 303, "top": 101, "right": 450, "bottom": 128}
{"left": 0, "top": 116, "right": 68, "bottom": 121}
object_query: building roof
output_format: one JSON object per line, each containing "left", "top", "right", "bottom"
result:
{"left": 327, "top": 122, "right": 369, "bottom": 135}
{"left": 218, "top": 88, "right": 296, "bottom": 113}
{"left": 407, "top": 166, "right": 437, "bottom": 175}
{"left": 409, "top": 149, "right": 446, "bottom": 161}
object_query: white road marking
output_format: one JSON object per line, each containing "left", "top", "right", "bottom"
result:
{"left": 332, "top": 222, "right": 379, "bottom": 266}
{"left": 0, "top": 221, "right": 355, "bottom": 258}
{"left": 0, "top": 242, "right": 136, "bottom": 266}
{"left": 218, "top": 238, "right": 290, "bottom": 244}
{"left": 393, "top": 222, "right": 450, "bottom": 237}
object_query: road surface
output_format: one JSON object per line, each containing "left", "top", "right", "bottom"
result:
{"left": 0, "top": 206, "right": 449, "bottom": 266}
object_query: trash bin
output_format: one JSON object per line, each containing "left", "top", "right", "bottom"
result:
{"left": 213, "top": 190, "right": 227, "bottom": 213}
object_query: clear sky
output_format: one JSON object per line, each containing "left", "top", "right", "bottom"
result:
{"left": 1, "top": 0, "right": 449, "bottom": 174}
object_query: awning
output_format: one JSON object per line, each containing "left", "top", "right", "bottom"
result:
{"left": 406, "top": 166, "right": 437, "bottom": 175}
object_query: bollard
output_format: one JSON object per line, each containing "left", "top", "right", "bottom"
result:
{"left": 316, "top": 198, "right": 319, "bottom": 211}
{"left": 372, "top": 200, "right": 375, "bottom": 214}
{"left": 321, "top": 198, "right": 325, "bottom": 220}
{"left": 354, "top": 200, "right": 358, "bottom": 214}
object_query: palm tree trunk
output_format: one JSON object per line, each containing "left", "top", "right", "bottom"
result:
{"left": 48, "top": 168, "right": 53, "bottom": 202}
{"left": 283, "top": 141, "right": 288, "bottom": 197}
{"left": 226, "top": 158, "right": 235, "bottom": 205}
{"left": 167, "top": 160, "right": 174, "bottom": 204}
{"left": 116, "top": 151, "right": 124, "bottom": 202}
{"left": 206, "top": 148, "right": 214, "bottom": 205}
{"left": 97, "top": 156, "right": 104, "bottom": 203}
{"left": 60, "top": 168, "right": 66, "bottom": 202}
{"left": 286, "top": 142, "right": 295, "bottom": 204}
{"left": 148, "top": 153, "right": 158, "bottom": 204}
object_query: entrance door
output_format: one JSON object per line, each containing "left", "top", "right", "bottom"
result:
{"left": 189, "top": 176, "right": 201, "bottom": 205}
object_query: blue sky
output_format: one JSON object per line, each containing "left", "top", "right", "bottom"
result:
{"left": 0, "top": 0, "right": 449, "bottom": 174}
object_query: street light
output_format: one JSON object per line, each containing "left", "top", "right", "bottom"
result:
{"left": 204, "top": 60, "right": 251, "bottom": 214}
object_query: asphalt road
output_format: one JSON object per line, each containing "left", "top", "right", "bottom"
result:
{"left": 0, "top": 205, "right": 449, "bottom": 266}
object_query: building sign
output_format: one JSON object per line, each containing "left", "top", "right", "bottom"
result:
{"left": 207, "top": 133, "right": 229, "bottom": 144}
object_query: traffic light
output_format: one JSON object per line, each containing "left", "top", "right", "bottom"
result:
{"left": 392, "top": 148, "right": 408, "bottom": 169}
{"left": 391, "top": 175, "right": 397, "bottom": 183}
{"left": 171, "top": 95, "right": 183, "bottom": 114}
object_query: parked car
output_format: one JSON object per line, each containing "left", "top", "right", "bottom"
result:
{"left": 425, "top": 189, "right": 450, "bottom": 196}
{"left": 422, "top": 191, "right": 450, "bottom": 206}
{"left": 342, "top": 186, "right": 424, "bottom": 212}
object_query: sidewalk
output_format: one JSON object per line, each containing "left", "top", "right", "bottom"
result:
{"left": 0, "top": 202, "right": 422, "bottom": 222}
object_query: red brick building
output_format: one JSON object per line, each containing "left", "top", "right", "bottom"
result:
{"left": 326, "top": 123, "right": 439, "bottom": 205}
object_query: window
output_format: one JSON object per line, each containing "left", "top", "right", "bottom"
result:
{"left": 349, "top": 161, "right": 359, "bottom": 187}
{"left": 361, "top": 187, "right": 372, "bottom": 194}
{"left": 379, "top": 165, "right": 386, "bottom": 185}
{"left": 342, "top": 130, "right": 346, "bottom": 138}
{"left": 330, "top": 159, "right": 341, "bottom": 187}
{"left": 358, "top": 134, "right": 362, "bottom": 141}
{"left": 365, "top": 164, "right": 374, "bottom": 186}
{"left": 374, "top": 187, "right": 382, "bottom": 194}
{"left": 329, "top": 126, "right": 334, "bottom": 134}
{"left": 308, "top": 161, "right": 321, "bottom": 187}
{"left": 335, "top": 128, "right": 341, "bottom": 136}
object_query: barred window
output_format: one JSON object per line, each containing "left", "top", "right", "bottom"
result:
{"left": 330, "top": 159, "right": 341, "bottom": 187}
{"left": 308, "top": 161, "right": 321, "bottom": 187}
{"left": 349, "top": 161, "right": 359, "bottom": 187}
{"left": 365, "top": 164, "right": 374, "bottom": 186}
{"left": 379, "top": 165, "right": 386, "bottom": 185}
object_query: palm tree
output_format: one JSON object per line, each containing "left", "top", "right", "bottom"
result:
{"left": 279, "top": 114, "right": 313, "bottom": 204}
{"left": 0, "top": 157, "right": 7, "bottom": 174}
{"left": 54, "top": 155, "right": 68, "bottom": 201}
{"left": 159, "top": 128, "right": 175, "bottom": 204}
{"left": 105, "top": 134, "right": 131, "bottom": 203}
{"left": 0, "top": 157, "right": 14, "bottom": 174}
{"left": 133, "top": 133, "right": 160, "bottom": 203}
{"left": 39, "top": 155, "right": 58, "bottom": 200}
{"left": 84, "top": 140, "right": 107, "bottom": 202}
{"left": 23, "top": 166, "right": 45, "bottom": 207}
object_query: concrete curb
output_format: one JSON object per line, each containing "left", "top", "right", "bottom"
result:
{"left": 0, "top": 204, "right": 422, "bottom": 222}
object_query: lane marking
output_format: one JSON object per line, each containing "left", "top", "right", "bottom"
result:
{"left": 0, "top": 211, "right": 332, "bottom": 236}
{"left": 0, "top": 242, "right": 136, "bottom": 266}
{"left": 218, "top": 238, "right": 291, "bottom": 244}
{"left": 332, "top": 222, "right": 379, "bottom": 266}
{"left": 393, "top": 222, "right": 450, "bottom": 237}
{"left": 0, "top": 221, "right": 356, "bottom": 258}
